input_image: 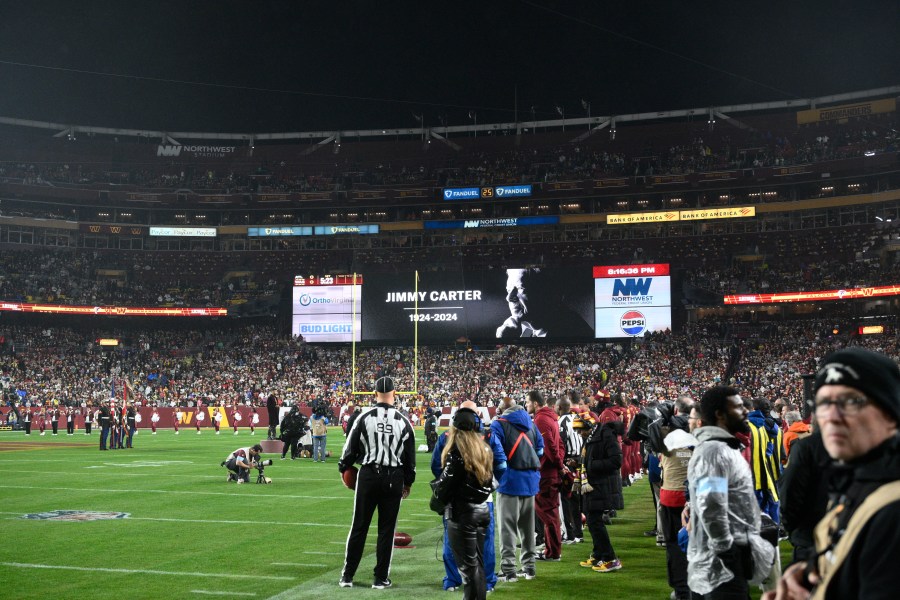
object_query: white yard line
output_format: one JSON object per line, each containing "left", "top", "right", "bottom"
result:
{"left": 0, "top": 485, "right": 350, "bottom": 500}
{"left": 0, "top": 511, "right": 348, "bottom": 528}
{"left": 269, "top": 563, "right": 327, "bottom": 567}
{"left": 190, "top": 591, "right": 257, "bottom": 597}
{"left": 0, "top": 562, "right": 294, "bottom": 581}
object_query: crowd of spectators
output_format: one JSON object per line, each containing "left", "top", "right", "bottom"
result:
{"left": 1, "top": 115, "right": 895, "bottom": 195}
{"left": 3, "top": 319, "right": 897, "bottom": 422}
{"left": 1, "top": 216, "right": 896, "bottom": 308}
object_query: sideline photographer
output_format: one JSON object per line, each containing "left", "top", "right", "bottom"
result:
{"left": 223, "top": 443, "right": 263, "bottom": 484}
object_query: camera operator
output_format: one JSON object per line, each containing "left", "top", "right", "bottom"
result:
{"left": 279, "top": 404, "right": 309, "bottom": 460}
{"left": 223, "top": 443, "right": 263, "bottom": 484}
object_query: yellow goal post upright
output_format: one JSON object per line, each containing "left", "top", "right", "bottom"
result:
{"left": 351, "top": 270, "right": 418, "bottom": 397}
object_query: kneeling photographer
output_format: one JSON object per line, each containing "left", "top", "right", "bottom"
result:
{"left": 222, "top": 443, "right": 268, "bottom": 484}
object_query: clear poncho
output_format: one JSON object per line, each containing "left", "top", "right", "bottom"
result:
{"left": 686, "top": 426, "right": 776, "bottom": 594}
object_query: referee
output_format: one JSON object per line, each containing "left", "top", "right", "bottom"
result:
{"left": 338, "top": 376, "right": 416, "bottom": 590}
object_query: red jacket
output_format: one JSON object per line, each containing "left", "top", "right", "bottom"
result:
{"left": 533, "top": 405, "right": 565, "bottom": 482}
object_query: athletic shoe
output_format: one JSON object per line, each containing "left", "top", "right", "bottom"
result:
{"left": 444, "top": 587, "right": 458, "bottom": 592}
{"left": 579, "top": 556, "right": 599, "bottom": 568}
{"left": 235, "top": 479, "right": 243, "bottom": 485}
{"left": 495, "top": 572, "right": 517, "bottom": 583}
{"left": 514, "top": 569, "right": 535, "bottom": 580}
{"left": 562, "top": 538, "right": 579, "bottom": 545}
{"left": 643, "top": 529, "right": 658, "bottom": 537}
{"left": 535, "top": 554, "right": 560, "bottom": 562}
{"left": 592, "top": 559, "right": 622, "bottom": 573}
{"left": 371, "top": 578, "right": 392, "bottom": 589}
{"left": 338, "top": 578, "right": 353, "bottom": 588}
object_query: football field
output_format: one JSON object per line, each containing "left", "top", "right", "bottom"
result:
{"left": 0, "top": 427, "right": 764, "bottom": 599}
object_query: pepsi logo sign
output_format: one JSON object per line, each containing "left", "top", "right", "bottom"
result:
{"left": 620, "top": 310, "right": 646, "bottom": 336}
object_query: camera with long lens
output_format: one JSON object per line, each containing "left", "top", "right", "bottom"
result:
{"left": 253, "top": 458, "right": 274, "bottom": 484}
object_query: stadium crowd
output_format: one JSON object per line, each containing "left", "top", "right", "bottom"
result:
{"left": 1, "top": 116, "right": 895, "bottom": 194}
{"left": 3, "top": 319, "right": 897, "bottom": 418}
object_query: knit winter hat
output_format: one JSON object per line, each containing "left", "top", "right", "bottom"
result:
{"left": 814, "top": 347, "right": 900, "bottom": 422}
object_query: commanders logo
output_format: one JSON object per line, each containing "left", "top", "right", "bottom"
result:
{"left": 619, "top": 310, "right": 647, "bottom": 336}
{"left": 22, "top": 510, "right": 130, "bottom": 522}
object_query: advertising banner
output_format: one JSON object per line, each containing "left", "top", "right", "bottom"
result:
{"left": 313, "top": 224, "right": 379, "bottom": 235}
{"left": 607, "top": 211, "right": 678, "bottom": 225}
{"left": 292, "top": 278, "right": 362, "bottom": 342}
{"left": 593, "top": 263, "right": 671, "bottom": 338}
{"left": 248, "top": 226, "right": 312, "bottom": 237}
{"left": 797, "top": 98, "right": 896, "bottom": 125}
{"left": 0, "top": 302, "right": 226, "bottom": 316}
{"left": 724, "top": 284, "right": 900, "bottom": 304}
{"left": 149, "top": 227, "right": 217, "bottom": 237}
{"left": 594, "top": 306, "right": 672, "bottom": 338}
{"left": 680, "top": 206, "right": 755, "bottom": 220}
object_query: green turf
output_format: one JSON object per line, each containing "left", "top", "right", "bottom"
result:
{"left": 0, "top": 428, "right": 780, "bottom": 599}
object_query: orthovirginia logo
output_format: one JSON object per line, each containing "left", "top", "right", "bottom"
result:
{"left": 22, "top": 510, "right": 130, "bottom": 521}
{"left": 299, "top": 294, "right": 312, "bottom": 306}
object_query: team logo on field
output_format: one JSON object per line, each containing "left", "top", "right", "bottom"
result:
{"left": 21, "top": 510, "right": 130, "bottom": 521}
{"left": 619, "top": 310, "right": 646, "bottom": 336}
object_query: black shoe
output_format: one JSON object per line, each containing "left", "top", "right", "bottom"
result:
{"left": 220, "top": 460, "right": 226, "bottom": 467}
{"left": 643, "top": 529, "right": 658, "bottom": 537}
{"left": 372, "top": 578, "right": 392, "bottom": 589}
{"left": 535, "top": 554, "right": 560, "bottom": 562}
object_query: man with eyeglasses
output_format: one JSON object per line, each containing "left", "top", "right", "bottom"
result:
{"left": 765, "top": 347, "right": 900, "bottom": 600}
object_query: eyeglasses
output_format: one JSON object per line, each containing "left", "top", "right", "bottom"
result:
{"left": 814, "top": 394, "right": 870, "bottom": 416}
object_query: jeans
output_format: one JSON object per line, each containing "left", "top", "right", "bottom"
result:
{"left": 313, "top": 436, "right": 327, "bottom": 461}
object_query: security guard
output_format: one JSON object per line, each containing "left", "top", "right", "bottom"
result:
{"left": 338, "top": 376, "right": 416, "bottom": 590}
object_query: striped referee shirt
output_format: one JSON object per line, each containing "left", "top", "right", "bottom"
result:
{"left": 339, "top": 403, "right": 416, "bottom": 486}
{"left": 558, "top": 413, "right": 584, "bottom": 458}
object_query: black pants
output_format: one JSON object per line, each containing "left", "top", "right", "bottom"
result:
{"left": 586, "top": 509, "right": 616, "bottom": 562}
{"left": 660, "top": 504, "right": 690, "bottom": 598}
{"left": 85, "top": 423, "right": 92, "bottom": 434}
{"left": 342, "top": 465, "right": 404, "bottom": 583}
{"left": 280, "top": 435, "right": 298, "bottom": 458}
{"left": 448, "top": 502, "right": 490, "bottom": 600}
{"left": 67, "top": 421, "right": 74, "bottom": 434}
{"left": 24, "top": 422, "right": 31, "bottom": 434}
{"left": 561, "top": 489, "right": 583, "bottom": 540}
{"left": 225, "top": 458, "right": 250, "bottom": 482}
{"left": 267, "top": 424, "right": 277, "bottom": 440}
{"left": 51, "top": 422, "right": 58, "bottom": 434}
{"left": 705, "top": 544, "right": 751, "bottom": 600}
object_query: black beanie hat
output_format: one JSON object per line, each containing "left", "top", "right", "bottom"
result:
{"left": 814, "top": 347, "right": 900, "bottom": 422}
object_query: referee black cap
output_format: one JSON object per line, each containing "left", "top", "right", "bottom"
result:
{"left": 375, "top": 376, "right": 395, "bottom": 394}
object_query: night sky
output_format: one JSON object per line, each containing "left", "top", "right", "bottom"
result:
{"left": 0, "top": 0, "right": 897, "bottom": 133}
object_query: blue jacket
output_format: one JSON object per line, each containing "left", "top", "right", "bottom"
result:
{"left": 431, "top": 429, "right": 508, "bottom": 482}
{"left": 489, "top": 406, "right": 544, "bottom": 497}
